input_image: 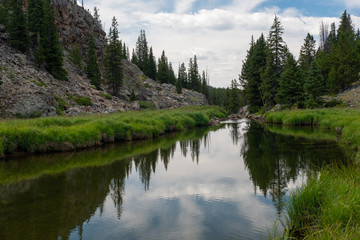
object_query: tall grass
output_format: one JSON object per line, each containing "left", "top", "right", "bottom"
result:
{"left": 266, "top": 108, "right": 360, "bottom": 239}
{"left": 266, "top": 108, "right": 360, "bottom": 162}
{"left": 0, "top": 106, "right": 226, "bottom": 157}
{"left": 282, "top": 167, "right": 360, "bottom": 239}
{"left": 0, "top": 127, "right": 217, "bottom": 184}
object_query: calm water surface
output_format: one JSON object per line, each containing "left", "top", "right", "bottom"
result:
{"left": 0, "top": 120, "right": 347, "bottom": 240}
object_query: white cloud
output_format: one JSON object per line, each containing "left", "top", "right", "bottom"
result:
{"left": 84, "top": 0, "right": 360, "bottom": 88}
{"left": 343, "top": 0, "right": 360, "bottom": 9}
{"left": 175, "top": 0, "right": 197, "bottom": 14}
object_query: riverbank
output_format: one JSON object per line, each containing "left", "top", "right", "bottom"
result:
{"left": 0, "top": 106, "right": 226, "bottom": 158}
{"left": 266, "top": 108, "right": 360, "bottom": 239}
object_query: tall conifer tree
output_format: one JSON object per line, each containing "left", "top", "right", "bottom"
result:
{"left": 39, "top": 0, "right": 67, "bottom": 80}
{"left": 276, "top": 54, "right": 303, "bottom": 106}
{"left": 178, "top": 62, "right": 188, "bottom": 89}
{"left": 104, "top": 17, "right": 123, "bottom": 96}
{"left": 148, "top": 47, "right": 157, "bottom": 80}
{"left": 8, "top": 0, "right": 29, "bottom": 52}
{"left": 298, "top": 33, "right": 316, "bottom": 72}
{"left": 86, "top": 36, "right": 101, "bottom": 89}
{"left": 267, "top": 15, "right": 287, "bottom": 76}
{"left": 240, "top": 35, "right": 267, "bottom": 112}
{"left": 304, "top": 61, "right": 325, "bottom": 108}
{"left": 157, "top": 50, "right": 169, "bottom": 84}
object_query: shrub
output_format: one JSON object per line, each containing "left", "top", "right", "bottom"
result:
{"left": 139, "top": 101, "right": 156, "bottom": 109}
{"left": 324, "top": 99, "right": 343, "bottom": 108}
{"left": 73, "top": 97, "right": 93, "bottom": 106}
{"left": 100, "top": 92, "right": 113, "bottom": 100}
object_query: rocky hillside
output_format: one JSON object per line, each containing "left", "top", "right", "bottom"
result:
{"left": 53, "top": 0, "right": 106, "bottom": 60}
{"left": 0, "top": 1, "right": 207, "bottom": 117}
{"left": 337, "top": 82, "right": 360, "bottom": 108}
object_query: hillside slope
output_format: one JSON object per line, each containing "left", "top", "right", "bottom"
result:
{"left": 0, "top": 1, "right": 207, "bottom": 117}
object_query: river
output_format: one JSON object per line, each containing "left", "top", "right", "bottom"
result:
{"left": 0, "top": 120, "right": 347, "bottom": 239}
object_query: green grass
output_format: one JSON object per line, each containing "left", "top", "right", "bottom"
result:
{"left": 266, "top": 108, "right": 360, "bottom": 239}
{"left": 281, "top": 167, "right": 360, "bottom": 239}
{"left": 0, "top": 106, "right": 226, "bottom": 157}
{"left": 0, "top": 126, "right": 219, "bottom": 185}
{"left": 266, "top": 108, "right": 360, "bottom": 157}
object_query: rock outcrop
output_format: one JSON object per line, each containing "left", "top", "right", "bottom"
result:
{"left": 52, "top": 0, "right": 106, "bottom": 60}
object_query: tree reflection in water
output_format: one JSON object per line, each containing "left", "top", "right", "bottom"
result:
{"left": 0, "top": 122, "right": 347, "bottom": 240}
{"left": 236, "top": 121, "right": 346, "bottom": 215}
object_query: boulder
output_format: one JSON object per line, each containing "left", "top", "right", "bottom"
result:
{"left": 237, "top": 105, "right": 250, "bottom": 118}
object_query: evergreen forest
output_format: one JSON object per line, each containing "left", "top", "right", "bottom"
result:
{"left": 240, "top": 11, "right": 360, "bottom": 113}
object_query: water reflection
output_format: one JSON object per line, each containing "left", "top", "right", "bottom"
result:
{"left": 239, "top": 122, "right": 345, "bottom": 215}
{"left": 0, "top": 121, "right": 347, "bottom": 240}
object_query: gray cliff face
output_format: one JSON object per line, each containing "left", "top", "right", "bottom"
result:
{"left": 52, "top": 0, "right": 106, "bottom": 60}
{"left": 0, "top": 2, "right": 207, "bottom": 118}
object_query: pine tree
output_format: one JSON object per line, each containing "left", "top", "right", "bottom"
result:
{"left": 93, "top": 7, "right": 101, "bottom": 26}
{"left": 240, "top": 34, "right": 267, "bottom": 113}
{"left": 251, "top": 15, "right": 288, "bottom": 109}
{"left": 239, "top": 36, "right": 255, "bottom": 89}
{"left": 135, "top": 30, "right": 149, "bottom": 74}
{"left": 147, "top": 47, "right": 157, "bottom": 80}
{"left": 299, "top": 33, "right": 316, "bottom": 72}
{"left": 70, "top": 43, "right": 82, "bottom": 69}
{"left": 260, "top": 51, "right": 277, "bottom": 109}
{"left": 122, "top": 42, "right": 127, "bottom": 59}
{"left": 86, "top": 36, "right": 101, "bottom": 89}
{"left": 0, "top": 0, "right": 10, "bottom": 25}
{"left": 27, "top": 0, "right": 42, "bottom": 47}
{"left": 178, "top": 62, "right": 188, "bottom": 89}
{"left": 104, "top": 17, "right": 123, "bottom": 96}
{"left": 131, "top": 49, "right": 138, "bottom": 65}
{"left": 157, "top": 50, "right": 169, "bottom": 84}
{"left": 327, "top": 65, "right": 338, "bottom": 94}
{"left": 276, "top": 54, "right": 304, "bottom": 106}
{"left": 168, "top": 63, "right": 176, "bottom": 85}
{"left": 267, "top": 15, "right": 287, "bottom": 76}
{"left": 8, "top": 0, "right": 29, "bottom": 53}
{"left": 304, "top": 61, "right": 325, "bottom": 108}
{"left": 329, "top": 22, "right": 337, "bottom": 47}
{"left": 188, "top": 55, "right": 201, "bottom": 92}
{"left": 228, "top": 79, "right": 241, "bottom": 113}
{"left": 39, "top": 0, "right": 67, "bottom": 80}
{"left": 175, "top": 77, "right": 182, "bottom": 94}
{"left": 201, "top": 70, "right": 209, "bottom": 99}
{"left": 333, "top": 11, "right": 359, "bottom": 91}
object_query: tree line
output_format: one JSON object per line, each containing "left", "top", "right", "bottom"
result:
{"left": 240, "top": 11, "right": 360, "bottom": 113}
{"left": 131, "top": 30, "right": 209, "bottom": 96}
{"left": 0, "top": 0, "right": 211, "bottom": 99}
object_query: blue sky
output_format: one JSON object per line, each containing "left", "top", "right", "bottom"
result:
{"left": 84, "top": 0, "right": 360, "bottom": 88}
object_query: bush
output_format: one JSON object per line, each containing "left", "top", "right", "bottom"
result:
{"left": 324, "top": 99, "right": 343, "bottom": 108}
{"left": 100, "top": 92, "right": 113, "bottom": 100}
{"left": 129, "top": 90, "right": 137, "bottom": 102}
{"left": 73, "top": 97, "right": 93, "bottom": 106}
{"left": 139, "top": 101, "right": 156, "bottom": 109}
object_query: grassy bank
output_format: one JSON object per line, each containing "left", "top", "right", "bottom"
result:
{"left": 0, "top": 127, "right": 217, "bottom": 185}
{"left": 266, "top": 108, "right": 360, "bottom": 239}
{"left": 0, "top": 106, "right": 226, "bottom": 158}
{"left": 266, "top": 108, "right": 360, "bottom": 161}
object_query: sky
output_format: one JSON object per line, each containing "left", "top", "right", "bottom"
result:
{"left": 83, "top": 0, "right": 360, "bottom": 88}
